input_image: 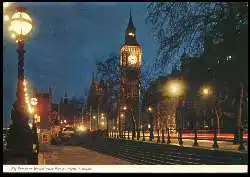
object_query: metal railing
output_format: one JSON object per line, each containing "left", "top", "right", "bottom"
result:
{"left": 106, "top": 128, "right": 248, "bottom": 151}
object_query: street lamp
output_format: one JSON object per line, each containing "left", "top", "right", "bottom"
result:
{"left": 5, "top": 6, "right": 35, "bottom": 165}
{"left": 164, "top": 79, "right": 186, "bottom": 145}
{"left": 200, "top": 86, "right": 213, "bottom": 97}
{"left": 9, "top": 6, "right": 33, "bottom": 114}
{"left": 164, "top": 80, "right": 185, "bottom": 97}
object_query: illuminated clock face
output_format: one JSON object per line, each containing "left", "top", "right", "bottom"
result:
{"left": 128, "top": 55, "right": 137, "bottom": 65}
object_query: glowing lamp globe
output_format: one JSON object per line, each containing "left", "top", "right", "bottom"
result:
{"left": 9, "top": 7, "right": 33, "bottom": 40}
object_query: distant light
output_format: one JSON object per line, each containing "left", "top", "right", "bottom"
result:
{"left": 4, "top": 15, "right": 9, "bottom": 21}
{"left": 148, "top": 124, "right": 151, "bottom": 129}
{"left": 30, "top": 97, "right": 38, "bottom": 106}
{"left": 93, "top": 116, "right": 96, "bottom": 119}
{"left": 113, "top": 126, "right": 116, "bottom": 130}
{"left": 23, "top": 80, "right": 27, "bottom": 86}
{"left": 28, "top": 107, "right": 34, "bottom": 114}
{"left": 11, "top": 33, "right": 16, "bottom": 39}
{"left": 101, "top": 122, "right": 104, "bottom": 126}
{"left": 123, "top": 106, "right": 127, "bottom": 110}
{"left": 148, "top": 107, "right": 152, "bottom": 112}
{"left": 64, "top": 120, "right": 67, "bottom": 123}
{"left": 28, "top": 123, "right": 33, "bottom": 128}
{"left": 128, "top": 32, "right": 135, "bottom": 37}
{"left": 203, "top": 88, "right": 209, "bottom": 95}
{"left": 24, "top": 87, "right": 27, "bottom": 92}
{"left": 77, "top": 125, "right": 86, "bottom": 132}
{"left": 120, "top": 113, "right": 124, "bottom": 118}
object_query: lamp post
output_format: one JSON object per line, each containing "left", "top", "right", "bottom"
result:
{"left": 147, "top": 106, "right": 154, "bottom": 142}
{"left": 165, "top": 79, "right": 185, "bottom": 146}
{"left": 5, "top": 6, "right": 34, "bottom": 164}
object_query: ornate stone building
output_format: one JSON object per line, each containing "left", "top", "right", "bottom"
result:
{"left": 87, "top": 73, "right": 112, "bottom": 131}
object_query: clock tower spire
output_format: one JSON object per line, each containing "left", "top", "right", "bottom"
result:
{"left": 125, "top": 8, "right": 137, "bottom": 45}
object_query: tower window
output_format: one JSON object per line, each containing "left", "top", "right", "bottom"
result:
{"left": 128, "top": 32, "right": 135, "bottom": 37}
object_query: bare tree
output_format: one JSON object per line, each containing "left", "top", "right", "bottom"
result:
{"left": 146, "top": 2, "right": 248, "bottom": 69}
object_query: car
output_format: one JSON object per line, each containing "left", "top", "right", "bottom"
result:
{"left": 62, "top": 127, "right": 75, "bottom": 138}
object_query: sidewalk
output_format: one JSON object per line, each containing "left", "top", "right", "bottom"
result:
{"left": 38, "top": 145, "right": 131, "bottom": 165}
{"left": 119, "top": 135, "right": 248, "bottom": 153}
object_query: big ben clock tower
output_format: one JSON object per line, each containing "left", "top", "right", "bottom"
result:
{"left": 119, "top": 9, "right": 142, "bottom": 133}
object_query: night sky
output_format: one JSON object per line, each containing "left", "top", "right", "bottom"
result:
{"left": 3, "top": 2, "right": 162, "bottom": 126}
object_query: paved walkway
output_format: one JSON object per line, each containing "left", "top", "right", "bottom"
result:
{"left": 38, "top": 145, "right": 131, "bottom": 165}
{"left": 119, "top": 136, "right": 248, "bottom": 153}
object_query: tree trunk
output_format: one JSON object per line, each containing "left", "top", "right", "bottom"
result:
{"left": 237, "top": 83, "right": 244, "bottom": 139}
{"left": 131, "top": 111, "right": 136, "bottom": 138}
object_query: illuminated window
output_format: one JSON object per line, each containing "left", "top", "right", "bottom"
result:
{"left": 128, "top": 32, "right": 135, "bottom": 37}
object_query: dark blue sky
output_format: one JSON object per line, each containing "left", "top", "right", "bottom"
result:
{"left": 3, "top": 2, "right": 162, "bottom": 126}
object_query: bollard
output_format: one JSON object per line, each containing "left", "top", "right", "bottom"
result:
{"left": 193, "top": 128, "right": 199, "bottom": 147}
{"left": 178, "top": 129, "right": 183, "bottom": 146}
{"left": 149, "top": 129, "right": 154, "bottom": 142}
{"left": 238, "top": 127, "right": 245, "bottom": 151}
{"left": 157, "top": 129, "right": 160, "bottom": 143}
{"left": 162, "top": 129, "right": 165, "bottom": 143}
{"left": 142, "top": 129, "right": 145, "bottom": 141}
{"left": 167, "top": 128, "right": 171, "bottom": 144}
{"left": 212, "top": 129, "right": 219, "bottom": 149}
{"left": 128, "top": 131, "right": 130, "bottom": 140}
{"left": 137, "top": 130, "right": 140, "bottom": 141}
{"left": 233, "top": 129, "right": 240, "bottom": 144}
